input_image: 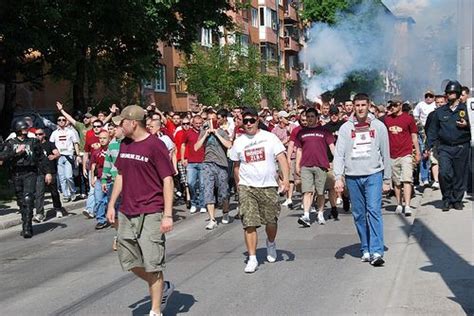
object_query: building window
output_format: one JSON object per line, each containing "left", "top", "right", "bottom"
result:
{"left": 251, "top": 8, "right": 258, "bottom": 27}
{"left": 154, "top": 64, "right": 166, "bottom": 92}
{"left": 259, "top": 7, "right": 265, "bottom": 26}
{"left": 236, "top": 33, "right": 249, "bottom": 55}
{"left": 201, "top": 28, "right": 212, "bottom": 47}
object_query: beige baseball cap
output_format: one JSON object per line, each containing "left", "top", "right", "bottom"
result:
{"left": 112, "top": 105, "right": 146, "bottom": 125}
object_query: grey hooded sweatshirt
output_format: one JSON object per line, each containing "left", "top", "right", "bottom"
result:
{"left": 333, "top": 114, "right": 391, "bottom": 180}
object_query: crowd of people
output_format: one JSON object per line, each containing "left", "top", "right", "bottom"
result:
{"left": 0, "top": 80, "right": 471, "bottom": 316}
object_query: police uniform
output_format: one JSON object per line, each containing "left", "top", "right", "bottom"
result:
{"left": 426, "top": 102, "right": 471, "bottom": 209}
{"left": 0, "top": 122, "right": 46, "bottom": 238}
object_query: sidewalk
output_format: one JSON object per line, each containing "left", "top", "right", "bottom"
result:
{"left": 0, "top": 196, "right": 85, "bottom": 230}
{"left": 386, "top": 188, "right": 473, "bottom": 315}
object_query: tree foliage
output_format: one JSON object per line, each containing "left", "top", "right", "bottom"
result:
{"left": 183, "top": 43, "right": 286, "bottom": 109}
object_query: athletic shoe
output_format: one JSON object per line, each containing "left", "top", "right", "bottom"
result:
{"left": 370, "top": 253, "right": 385, "bottom": 266}
{"left": 190, "top": 206, "right": 197, "bottom": 214}
{"left": 336, "top": 197, "right": 343, "bottom": 206}
{"left": 282, "top": 199, "right": 292, "bottom": 207}
{"left": 442, "top": 201, "right": 450, "bottom": 212}
{"left": 33, "top": 214, "right": 45, "bottom": 223}
{"left": 317, "top": 212, "right": 326, "bottom": 225}
{"left": 330, "top": 207, "right": 339, "bottom": 220}
{"left": 62, "top": 196, "right": 71, "bottom": 203}
{"left": 297, "top": 216, "right": 311, "bottom": 227}
{"left": 244, "top": 259, "right": 258, "bottom": 273}
{"left": 361, "top": 252, "right": 371, "bottom": 262}
{"left": 95, "top": 222, "right": 110, "bottom": 230}
{"left": 310, "top": 207, "right": 317, "bottom": 213}
{"left": 395, "top": 205, "right": 403, "bottom": 214}
{"left": 343, "top": 197, "right": 350, "bottom": 212}
{"left": 56, "top": 210, "right": 63, "bottom": 218}
{"left": 148, "top": 310, "right": 160, "bottom": 316}
{"left": 79, "top": 194, "right": 87, "bottom": 199}
{"left": 199, "top": 207, "right": 207, "bottom": 213}
{"left": 112, "top": 236, "right": 118, "bottom": 251}
{"left": 205, "top": 219, "right": 217, "bottom": 230}
{"left": 71, "top": 194, "right": 78, "bottom": 202}
{"left": 82, "top": 209, "right": 94, "bottom": 219}
{"left": 266, "top": 239, "right": 277, "bottom": 263}
{"left": 301, "top": 203, "right": 304, "bottom": 209}
{"left": 160, "top": 281, "right": 175, "bottom": 312}
{"left": 453, "top": 202, "right": 463, "bottom": 210}
{"left": 431, "top": 181, "right": 440, "bottom": 189}
{"left": 422, "top": 180, "right": 430, "bottom": 187}
{"left": 404, "top": 206, "right": 412, "bottom": 217}
{"left": 221, "top": 213, "right": 230, "bottom": 224}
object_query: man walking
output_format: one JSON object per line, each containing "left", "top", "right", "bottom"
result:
{"left": 384, "top": 100, "right": 420, "bottom": 216}
{"left": 334, "top": 93, "right": 391, "bottom": 266}
{"left": 230, "top": 107, "right": 289, "bottom": 273}
{"left": 107, "top": 105, "right": 175, "bottom": 315}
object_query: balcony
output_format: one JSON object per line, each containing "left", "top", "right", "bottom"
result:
{"left": 283, "top": 36, "right": 299, "bottom": 52}
{"left": 259, "top": 26, "right": 278, "bottom": 44}
{"left": 286, "top": 68, "right": 298, "bottom": 81}
{"left": 284, "top": 1, "right": 298, "bottom": 22}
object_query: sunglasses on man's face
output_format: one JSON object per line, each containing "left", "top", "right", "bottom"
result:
{"left": 243, "top": 118, "right": 257, "bottom": 125}
{"left": 93, "top": 125, "right": 102, "bottom": 128}
{"left": 57, "top": 118, "right": 66, "bottom": 122}
{"left": 182, "top": 122, "right": 190, "bottom": 126}
{"left": 35, "top": 133, "right": 44, "bottom": 136}
{"left": 425, "top": 94, "right": 434, "bottom": 98}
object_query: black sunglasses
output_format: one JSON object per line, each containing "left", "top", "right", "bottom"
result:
{"left": 182, "top": 122, "right": 190, "bottom": 125}
{"left": 243, "top": 118, "right": 257, "bottom": 125}
{"left": 93, "top": 125, "right": 102, "bottom": 128}
{"left": 425, "top": 94, "right": 434, "bottom": 98}
{"left": 35, "top": 133, "right": 44, "bottom": 136}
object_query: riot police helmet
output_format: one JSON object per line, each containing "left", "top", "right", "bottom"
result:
{"left": 14, "top": 120, "right": 29, "bottom": 133}
{"left": 444, "top": 80, "right": 462, "bottom": 96}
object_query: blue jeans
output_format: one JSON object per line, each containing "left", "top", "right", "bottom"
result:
{"left": 419, "top": 134, "right": 430, "bottom": 182}
{"left": 345, "top": 171, "right": 384, "bottom": 256}
{"left": 187, "top": 163, "right": 205, "bottom": 208}
{"left": 94, "top": 181, "right": 107, "bottom": 224}
{"left": 86, "top": 170, "right": 95, "bottom": 213}
{"left": 57, "top": 155, "right": 76, "bottom": 198}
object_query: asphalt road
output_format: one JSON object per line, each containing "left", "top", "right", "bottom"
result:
{"left": 0, "top": 193, "right": 421, "bottom": 315}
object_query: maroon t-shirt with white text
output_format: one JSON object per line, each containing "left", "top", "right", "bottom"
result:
{"left": 115, "top": 135, "right": 175, "bottom": 216}
{"left": 294, "top": 126, "right": 335, "bottom": 169}
{"left": 384, "top": 112, "right": 418, "bottom": 158}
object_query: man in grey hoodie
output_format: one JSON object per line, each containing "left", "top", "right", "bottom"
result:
{"left": 334, "top": 93, "right": 391, "bottom": 266}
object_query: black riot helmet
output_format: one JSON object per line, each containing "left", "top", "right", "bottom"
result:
{"left": 14, "top": 120, "right": 29, "bottom": 133}
{"left": 444, "top": 80, "right": 462, "bottom": 97}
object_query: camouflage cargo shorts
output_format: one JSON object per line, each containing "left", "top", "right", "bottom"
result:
{"left": 238, "top": 185, "right": 280, "bottom": 228}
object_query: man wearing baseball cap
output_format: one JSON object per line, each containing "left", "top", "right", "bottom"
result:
{"left": 107, "top": 105, "right": 175, "bottom": 315}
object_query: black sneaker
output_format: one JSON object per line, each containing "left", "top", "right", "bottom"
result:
{"left": 95, "top": 222, "right": 110, "bottom": 230}
{"left": 160, "top": 281, "right": 175, "bottom": 312}
{"left": 370, "top": 254, "right": 385, "bottom": 266}
{"left": 297, "top": 216, "right": 311, "bottom": 227}
{"left": 330, "top": 207, "right": 339, "bottom": 220}
{"left": 453, "top": 202, "right": 463, "bottom": 210}
{"left": 342, "top": 197, "right": 350, "bottom": 212}
{"left": 442, "top": 201, "right": 450, "bottom": 212}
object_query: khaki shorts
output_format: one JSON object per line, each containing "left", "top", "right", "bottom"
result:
{"left": 239, "top": 185, "right": 280, "bottom": 228}
{"left": 391, "top": 155, "right": 414, "bottom": 185}
{"left": 324, "top": 167, "right": 336, "bottom": 190}
{"left": 117, "top": 212, "right": 166, "bottom": 273}
{"left": 301, "top": 166, "right": 327, "bottom": 195}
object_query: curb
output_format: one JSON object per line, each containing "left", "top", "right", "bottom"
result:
{"left": 0, "top": 200, "right": 86, "bottom": 231}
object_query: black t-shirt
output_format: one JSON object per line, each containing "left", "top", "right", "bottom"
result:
{"left": 38, "top": 141, "right": 58, "bottom": 174}
{"left": 322, "top": 120, "right": 344, "bottom": 162}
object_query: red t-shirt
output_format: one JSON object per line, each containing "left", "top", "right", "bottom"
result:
{"left": 84, "top": 129, "right": 100, "bottom": 153}
{"left": 90, "top": 146, "right": 107, "bottom": 178}
{"left": 174, "top": 129, "right": 186, "bottom": 160}
{"left": 165, "top": 119, "right": 177, "bottom": 136}
{"left": 384, "top": 112, "right": 418, "bottom": 158}
{"left": 294, "top": 126, "right": 335, "bottom": 169}
{"left": 115, "top": 135, "right": 175, "bottom": 216}
{"left": 288, "top": 125, "right": 302, "bottom": 160}
{"left": 183, "top": 129, "right": 205, "bottom": 163}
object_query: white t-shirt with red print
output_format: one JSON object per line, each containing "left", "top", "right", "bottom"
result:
{"left": 230, "top": 129, "right": 285, "bottom": 187}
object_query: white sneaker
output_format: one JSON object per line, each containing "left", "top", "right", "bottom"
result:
{"left": 221, "top": 213, "right": 230, "bottom": 224}
{"left": 432, "top": 181, "right": 440, "bottom": 189}
{"left": 266, "top": 240, "right": 277, "bottom": 263}
{"left": 310, "top": 207, "right": 317, "bottom": 213}
{"left": 317, "top": 212, "right": 325, "bottom": 225}
{"left": 190, "top": 206, "right": 197, "bottom": 214}
{"left": 404, "top": 206, "right": 412, "bottom": 217}
{"left": 56, "top": 210, "right": 63, "bottom": 218}
{"left": 422, "top": 180, "right": 430, "bottom": 187}
{"left": 149, "top": 310, "right": 161, "bottom": 316}
{"left": 361, "top": 252, "right": 371, "bottom": 262}
{"left": 395, "top": 205, "right": 403, "bottom": 214}
{"left": 200, "top": 207, "right": 207, "bottom": 213}
{"left": 336, "top": 197, "right": 343, "bottom": 206}
{"left": 205, "top": 219, "right": 217, "bottom": 230}
{"left": 244, "top": 259, "right": 258, "bottom": 273}
{"left": 301, "top": 204, "right": 304, "bottom": 209}
{"left": 282, "top": 199, "right": 292, "bottom": 207}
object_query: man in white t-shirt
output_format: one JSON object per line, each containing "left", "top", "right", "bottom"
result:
{"left": 230, "top": 107, "right": 290, "bottom": 273}
{"left": 50, "top": 115, "right": 80, "bottom": 202}
{"left": 413, "top": 90, "right": 437, "bottom": 186}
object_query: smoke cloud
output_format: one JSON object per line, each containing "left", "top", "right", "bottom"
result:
{"left": 300, "top": 0, "right": 457, "bottom": 102}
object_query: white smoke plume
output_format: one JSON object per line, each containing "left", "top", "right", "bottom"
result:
{"left": 300, "top": 0, "right": 457, "bottom": 102}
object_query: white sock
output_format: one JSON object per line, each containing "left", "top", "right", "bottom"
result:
{"left": 303, "top": 211, "right": 309, "bottom": 219}
{"left": 249, "top": 255, "right": 257, "bottom": 262}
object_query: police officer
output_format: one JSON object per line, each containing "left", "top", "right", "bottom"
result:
{"left": 426, "top": 80, "right": 471, "bottom": 211}
{"left": 0, "top": 120, "right": 48, "bottom": 238}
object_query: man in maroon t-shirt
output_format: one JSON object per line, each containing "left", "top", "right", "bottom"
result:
{"left": 181, "top": 115, "right": 206, "bottom": 214}
{"left": 107, "top": 105, "right": 175, "bottom": 315}
{"left": 295, "top": 108, "right": 335, "bottom": 227}
{"left": 384, "top": 100, "right": 420, "bottom": 216}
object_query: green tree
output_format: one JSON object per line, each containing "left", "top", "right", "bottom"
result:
{"left": 183, "top": 43, "right": 286, "bottom": 109}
